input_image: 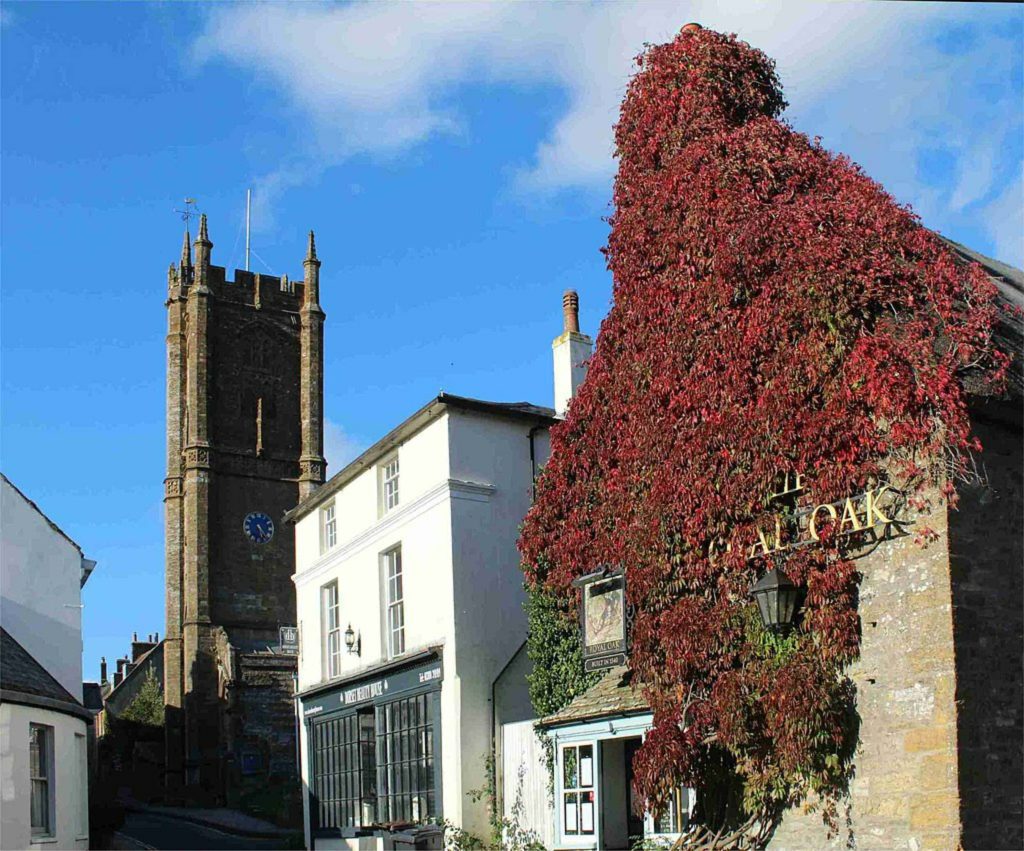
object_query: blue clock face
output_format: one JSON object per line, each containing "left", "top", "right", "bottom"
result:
{"left": 243, "top": 512, "right": 275, "bottom": 545}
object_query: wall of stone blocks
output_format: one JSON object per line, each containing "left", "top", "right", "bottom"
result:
{"left": 769, "top": 399, "right": 1023, "bottom": 851}
{"left": 948, "top": 400, "right": 1023, "bottom": 851}
{"left": 233, "top": 653, "right": 299, "bottom": 779}
{"left": 769, "top": 494, "right": 961, "bottom": 850}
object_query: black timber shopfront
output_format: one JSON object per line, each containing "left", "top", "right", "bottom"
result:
{"left": 300, "top": 650, "right": 443, "bottom": 842}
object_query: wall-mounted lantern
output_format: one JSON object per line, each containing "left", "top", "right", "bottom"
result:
{"left": 750, "top": 567, "right": 799, "bottom": 633}
{"left": 344, "top": 624, "right": 361, "bottom": 656}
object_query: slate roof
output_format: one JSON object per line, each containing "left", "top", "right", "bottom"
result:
{"left": 937, "top": 236, "right": 1024, "bottom": 397}
{"left": 0, "top": 627, "right": 82, "bottom": 707}
{"left": 538, "top": 666, "right": 650, "bottom": 728}
{"left": 287, "top": 392, "right": 557, "bottom": 523}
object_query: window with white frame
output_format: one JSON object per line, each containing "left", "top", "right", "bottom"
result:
{"left": 381, "top": 456, "right": 400, "bottom": 514}
{"left": 30, "top": 724, "right": 54, "bottom": 837}
{"left": 560, "top": 742, "right": 596, "bottom": 839}
{"left": 651, "top": 786, "right": 694, "bottom": 835}
{"left": 321, "top": 501, "right": 337, "bottom": 553}
{"left": 322, "top": 581, "right": 342, "bottom": 679}
{"left": 76, "top": 732, "right": 88, "bottom": 838}
{"left": 384, "top": 547, "right": 405, "bottom": 657}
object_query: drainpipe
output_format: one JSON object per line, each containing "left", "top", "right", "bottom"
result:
{"left": 528, "top": 425, "right": 544, "bottom": 501}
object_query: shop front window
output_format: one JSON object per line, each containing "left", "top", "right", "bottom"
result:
{"left": 311, "top": 709, "right": 377, "bottom": 829}
{"left": 561, "top": 743, "right": 596, "bottom": 838}
{"left": 376, "top": 693, "right": 435, "bottom": 824}
{"left": 311, "top": 692, "right": 438, "bottom": 832}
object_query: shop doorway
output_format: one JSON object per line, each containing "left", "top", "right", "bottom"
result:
{"left": 599, "top": 737, "right": 645, "bottom": 849}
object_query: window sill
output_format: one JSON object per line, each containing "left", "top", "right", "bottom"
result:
{"left": 30, "top": 836, "right": 58, "bottom": 845}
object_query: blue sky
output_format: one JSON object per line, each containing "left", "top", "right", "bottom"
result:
{"left": 1, "top": 2, "right": 1021, "bottom": 683}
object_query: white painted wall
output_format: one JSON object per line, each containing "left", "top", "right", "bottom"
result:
{"left": 0, "top": 702, "right": 89, "bottom": 851}
{"left": 552, "top": 331, "right": 593, "bottom": 418}
{"left": 447, "top": 409, "right": 550, "bottom": 837}
{"left": 294, "top": 414, "right": 454, "bottom": 688}
{"left": 0, "top": 477, "right": 86, "bottom": 701}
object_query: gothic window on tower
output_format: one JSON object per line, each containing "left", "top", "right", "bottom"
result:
{"left": 380, "top": 455, "right": 400, "bottom": 515}
{"left": 383, "top": 546, "right": 405, "bottom": 658}
{"left": 322, "top": 580, "right": 342, "bottom": 679}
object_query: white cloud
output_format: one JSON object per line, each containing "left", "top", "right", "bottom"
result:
{"left": 323, "top": 418, "right": 366, "bottom": 474}
{"left": 980, "top": 170, "right": 1024, "bottom": 267}
{"left": 192, "top": 2, "right": 1021, "bottom": 260}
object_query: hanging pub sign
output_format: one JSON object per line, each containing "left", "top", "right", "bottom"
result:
{"left": 572, "top": 566, "right": 629, "bottom": 673}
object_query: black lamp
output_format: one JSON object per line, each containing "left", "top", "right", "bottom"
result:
{"left": 750, "top": 567, "right": 799, "bottom": 633}
{"left": 344, "top": 624, "right": 360, "bottom": 656}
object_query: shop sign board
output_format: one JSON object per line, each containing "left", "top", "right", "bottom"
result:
{"left": 302, "top": 655, "right": 443, "bottom": 718}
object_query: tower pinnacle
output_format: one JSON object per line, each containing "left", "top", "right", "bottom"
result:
{"left": 306, "top": 230, "right": 317, "bottom": 263}
{"left": 180, "top": 229, "right": 193, "bottom": 270}
{"left": 197, "top": 213, "right": 210, "bottom": 245}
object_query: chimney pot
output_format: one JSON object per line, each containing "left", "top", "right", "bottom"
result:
{"left": 562, "top": 290, "right": 580, "bottom": 334}
{"left": 133, "top": 631, "right": 138, "bottom": 641}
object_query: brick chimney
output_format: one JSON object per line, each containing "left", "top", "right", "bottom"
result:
{"left": 100, "top": 656, "right": 108, "bottom": 684}
{"left": 552, "top": 290, "right": 593, "bottom": 417}
{"left": 131, "top": 634, "right": 157, "bottom": 662}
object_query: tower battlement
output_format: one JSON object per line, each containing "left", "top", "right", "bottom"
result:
{"left": 171, "top": 264, "right": 307, "bottom": 310}
{"left": 169, "top": 215, "right": 321, "bottom": 314}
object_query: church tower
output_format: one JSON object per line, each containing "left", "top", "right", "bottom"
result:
{"left": 164, "top": 217, "right": 325, "bottom": 799}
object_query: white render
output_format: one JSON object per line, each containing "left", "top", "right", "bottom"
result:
{"left": 293, "top": 401, "right": 552, "bottom": 845}
{"left": 0, "top": 702, "right": 89, "bottom": 851}
{"left": 0, "top": 475, "right": 93, "bottom": 850}
{"left": 1, "top": 476, "right": 93, "bottom": 700}
{"left": 552, "top": 329, "right": 593, "bottom": 417}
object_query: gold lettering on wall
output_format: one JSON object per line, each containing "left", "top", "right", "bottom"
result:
{"left": 706, "top": 479, "right": 903, "bottom": 563}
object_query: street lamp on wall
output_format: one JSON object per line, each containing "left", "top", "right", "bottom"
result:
{"left": 750, "top": 567, "right": 799, "bottom": 633}
{"left": 344, "top": 624, "right": 360, "bottom": 656}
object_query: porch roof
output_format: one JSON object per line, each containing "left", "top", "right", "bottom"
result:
{"left": 538, "top": 666, "right": 650, "bottom": 728}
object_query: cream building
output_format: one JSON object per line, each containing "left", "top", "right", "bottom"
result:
{"left": 288, "top": 295, "right": 592, "bottom": 849}
{"left": 1, "top": 475, "right": 96, "bottom": 850}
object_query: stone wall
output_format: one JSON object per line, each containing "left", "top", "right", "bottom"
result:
{"left": 948, "top": 400, "right": 1023, "bottom": 850}
{"left": 770, "top": 494, "right": 960, "bottom": 850}
{"left": 770, "top": 400, "right": 1023, "bottom": 851}
{"left": 233, "top": 651, "right": 299, "bottom": 780}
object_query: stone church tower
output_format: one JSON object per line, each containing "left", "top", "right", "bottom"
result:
{"left": 163, "top": 215, "right": 325, "bottom": 800}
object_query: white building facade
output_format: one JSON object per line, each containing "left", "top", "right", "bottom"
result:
{"left": 1, "top": 475, "right": 95, "bottom": 850}
{"left": 289, "top": 394, "right": 557, "bottom": 849}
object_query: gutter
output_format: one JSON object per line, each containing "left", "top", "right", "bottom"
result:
{"left": 0, "top": 688, "right": 94, "bottom": 723}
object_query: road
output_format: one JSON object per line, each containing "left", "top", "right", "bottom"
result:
{"left": 111, "top": 811, "right": 295, "bottom": 850}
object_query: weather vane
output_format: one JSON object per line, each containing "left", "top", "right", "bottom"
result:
{"left": 174, "top": 198, "right": 200, "bottom": 229}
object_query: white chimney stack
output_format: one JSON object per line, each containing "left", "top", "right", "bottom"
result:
{"left": 552, "top": 290, "right": 593, "bottom": 417}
